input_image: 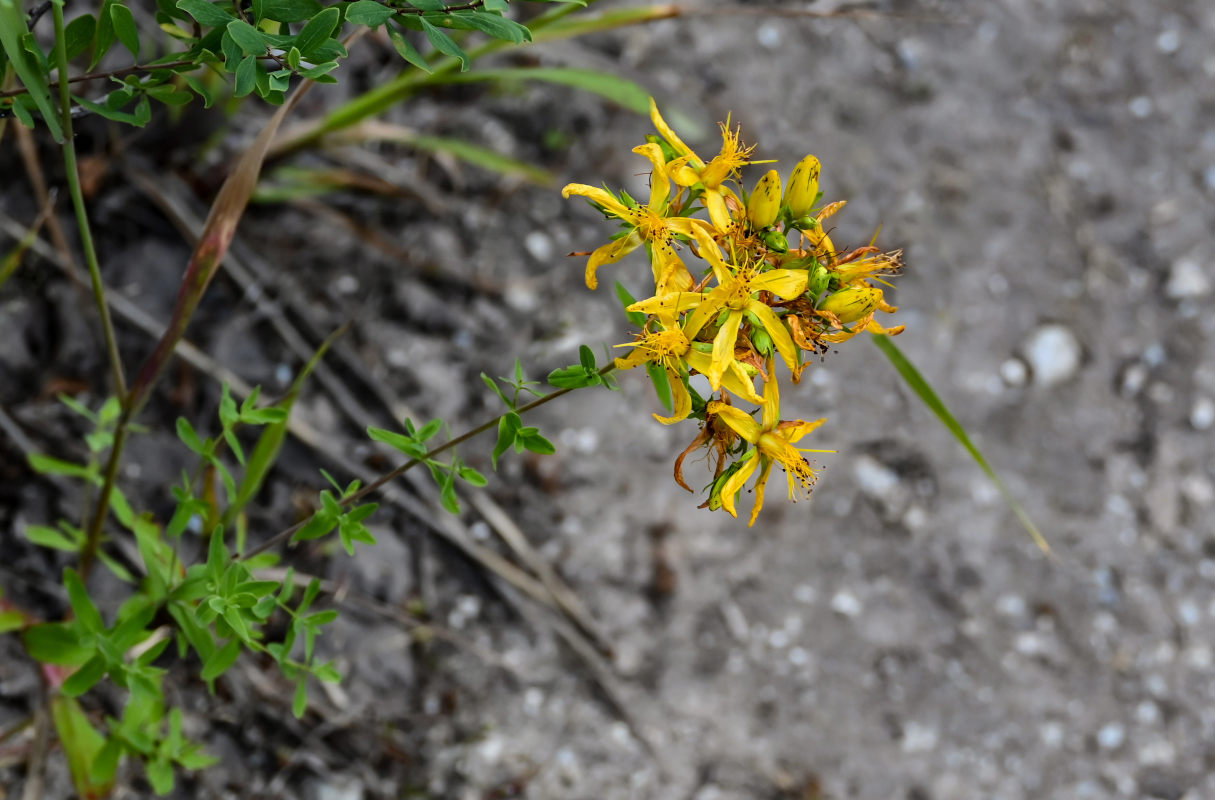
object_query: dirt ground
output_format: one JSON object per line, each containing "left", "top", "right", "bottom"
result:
{"left": 2, "top": 0, "right": 1214, "bottom": 798}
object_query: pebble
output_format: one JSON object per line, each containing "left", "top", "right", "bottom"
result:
{"left": 1165, "top": 257, "right": 1210, "bottom": 299}
{"left": 1190, "top": 396, "right": 1215, "bottom": 430}
{"left": 524, "top": 230, "right": 554, "bottom": 262}
{"left": 1156, "top": 29, "right": 1181, "bottom": 54}
{"left": 1129, "top": 96, "right": 1153, "bottom": 118}
{"left": 1097, "top": 722, "right": 1126, "bottom": 750}
{"left": 1023, "top": 324, "right": 1082, "bottom": 387}
{"left": 756, "top": 22, "right": 781, "bottom": 50}
{"left": 852, "top": 455, "right": 900, "bottom": 495}
{"left": 830, "top": 590, "right": 863, "bottom": 617}
{"left": 1000, "top": 357, "right": 1028, "bottom": 386}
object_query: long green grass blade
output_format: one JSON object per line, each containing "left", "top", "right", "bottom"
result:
{"left": 434, "top": 67, "right": 651, "bottom": 114}
{"left": 871, "top": 334, "right": 1049, "bottom": 553}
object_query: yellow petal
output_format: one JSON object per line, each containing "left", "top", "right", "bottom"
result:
{"left": 751, "top": 268, "right": 808, "bottom": 300}
{"left": 586, "top": 231, "right": 642, "bottom": 290}
{"left": 653, "top": 367, "right": 692, "bottom": 425}
{"left": 709, "top": 401, "right": 763, "bottom": 444}
{"left": 748, "top": 301, "right": 800, "bottom": 375}
{"left": 612, "top": 344, "right": 651, "bottom": 370}
{"left": 692, "top": 226, "right": 732, "bottom": 285}
{"left": 747, "top": 461, "right": 775, "bottom": 527}
{"left": 628, "top": 291, "right": 705, "bottom": 316}
{"left": 719, "top": 453, "right": 759, "bottom": 519}
{"left": 561, "top": 183, "right": 633, "bottom": 220}
{"left": 709, "top": 311, "right": 743, "bottom": 390}
{"left": 782, "top": 417, "right": 827, "bottom": 445}
{"left": 649, "top": 97, "right": 695, "bottom": 161}
{"left": 632, "top": 143, "right": 672, "bottom": 211}
{"left": 705, "top": 191, "right": 734, "bottom": 233}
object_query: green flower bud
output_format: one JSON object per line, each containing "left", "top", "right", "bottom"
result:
{"left": 751, "top": 326, "right": 773, "bottom": 356}
{"left": 818, "top": 286, "right": 883, "bottom": 324}
{"left": 786, "top": 154, "right": 821, "bottom": 218}
{"left": 808, "top": 265, "right": 830, "bottom": 298}
{"left": 759, "top": 229, "right": 789, "bottom": 253}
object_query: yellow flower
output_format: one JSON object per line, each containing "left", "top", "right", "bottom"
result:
{"left": 649, "top": 99, "right": 757, "bottom": 232}
{"left": 614, "top": 317, "right": 762, "bottom": 424}
{"left": 562, "top": 143, "right": 710, "bottom": 293}
{"left": 706, "top": 363, "right": 829, "bottom": 526}
{"left": 673, "top": 228, "right": 806, "bottom": 390}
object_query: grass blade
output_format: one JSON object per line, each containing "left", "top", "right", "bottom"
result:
{"left": 434, "top": 66, "right": 651, "bottom": 115}
{"left": 871, "top": 334, "right": 1049, "bottom": 553}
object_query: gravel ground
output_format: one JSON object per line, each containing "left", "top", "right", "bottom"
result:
{"left": 2, "top": 1, "right": 1214, "bottom": 798}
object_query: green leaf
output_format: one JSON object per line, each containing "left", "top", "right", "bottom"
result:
{"left": 366, "top": 426, "right": 428, "bottom": 459}
{"left": 98, "top": 551, "right": 136, "bottom": 584}
{"left": 645, "top": 361, "right": 673, "bottom": 412}
{"left": 419, "top": 17, "right": 467, "bottom": 71}
{"left": 404, "top": 0, "right": 444, "bottom": 9}
{"left": 387, "top": 24, "right": 430, "bottom": 72}
{"left": 145, "top": 757, "right": 175, "bottom": 795}
{"left": 200, "top": 637, "right": 242, "bottom": 680}
{"left": 64, "top": 569, "right": 104, "bottom": 633}
{"left": 491, "top": 414, "right": 518, "bottom": 470}
{"left": 63, "top": 14, "right": 97, "bottom": 61}
{"left": 346, "top": 0, "right": 396, "bottom": 27}
{"left": 449, "top": 10, "right": 531, "bottom": 44}
{"left": 52, "top": 695, "right": 113, "bottom": 798}
{"left": 110, "top": 4, "right": 140, "bottom": 59}
{"left": 291, "top": 678, "right": 308, "bottom": 718}
{"left": 258, "top": 0, "right": 321, "bottom": 22}
{"left": 457, "top": 464, "right": 488, "bottom": 487}
{"left": 28, "top": 453, "right": 96, "bottom": 481}
{"left": 175, "top": 418, "right": 206, "bottom": 454}
{"left": 303, "top": 609, "right": 337, "bottom": 626}
{"left": 291, "top": 510, "right": 336, "bottom": 542}
{"left": 234, "top": 53, "right": 258, "bottom": 97}
{"left": 175, "top": 0, "right": 235, "bottom": 27}
{"left": 70, "top": 92, "right": 150, "bottom": 126}
{"left": 312, "top": 661, "right": 341, "bottom": 683}
{"left": 182, "top": 73, "right": 215, "bottom": 108}
{"left": 614, "top": 280, "right": 647, "bottom": 327}
{"left": 0, "top": 1, "right": 63, "bottom": 141}
{"left": 23, "top": 622, "right": 94, "bottom": 666}
{"left": 519, "top": 432, "right": 555, "bottom": 456}
{"left": 871, "top": 334, "right": 1049, "bottom": 552}
{"left": 0, "top": 610, "right": 28, "bottom": 634}
{"left": 61, "top": 654, "right": 108, "bottom": 697}
{"left": 226, "top": 19, "right": 266, "bottom": 55}
{"left": 295, "top": 6, "right": 339, "bottom": 58}
{"left": 25, "top": 524, "right": 81, "bottom": 552}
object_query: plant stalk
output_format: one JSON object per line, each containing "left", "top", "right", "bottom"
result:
{"left": 242, "top": 365, "right": 616, "bottom": 560}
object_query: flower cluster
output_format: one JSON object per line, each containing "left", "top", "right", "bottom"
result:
{"left": 562, "top": 100, "right": 905, "bottom": 525}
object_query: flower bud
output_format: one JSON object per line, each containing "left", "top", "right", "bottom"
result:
{"left": 759, "top": 229, "right": 789, "bottom": 253}
{"left": 786, "top": 154, "right": 821, "bottom": 218}
{"left": 808, "top": 265, "right": 830, "bottom": 298}
{"left": 747, "top": 169, "right": 782, "bottom": 230}
{"left": 818, "top": 286, "right": 883, "bottom": 324}
{"left": 751, "top": 326, "right": 773, "bottom": 356}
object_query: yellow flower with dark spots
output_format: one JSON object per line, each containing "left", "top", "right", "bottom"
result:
{"left": 706, "top": 362, "right": 829, "bottom": 526}
{"left": 562, "top": 143, "right": 710, "bottom": 293}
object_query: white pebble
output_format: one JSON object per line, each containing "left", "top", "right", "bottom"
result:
{"left": 332, "top": 274, "right": 359, "bottom": 295}
{"left": 901, "top": 722, "right": 939, "bottom": 753}
{"left": 524, "top": 230, "right": 554, "bottom": 262}
{"left": 996, "top": 594, "right": 1026, "bottom": 617}
{"left": 1024, "top": 324, "right": 1082, "bottom": 387}
{"left": 756, "top": 22, "right": 781, "bottom": 50}
{"left": 1165, "top": 257, "right": 1210, "bottom": 299}
{"left": 788, "top": 646, "right": 809, "bottom": 666}
{"left": 1190, "top": 396, "right": 1215, "bottom": 430}
{"left": 1040, "top": 721, "right": 1065, "bottom": 748}
{"left": 1135, "top": 700, "right": 1161, "bottom": 725}
{"left": 852, "top": 455, "right": 899, "bottom": 495}
{"left": 1000, "top": 357, "right": 1028, "bottom": 386}
{"left": 1129, "top": 96, "right": 1153, "bottom": 119}
{"left": 1156, "top": 29, "right": 1180, "bottom": 54}
{"left": 831, "top": 590, "right": 863, "bottom": 617}
{"left": 794, "top": 583, "right": 817, "bottom": 604}
{"left": 1097, "top": 722, "right": 1125, "bottom": 750}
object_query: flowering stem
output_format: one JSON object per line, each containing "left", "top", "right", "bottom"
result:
{"left": 241, "top": 364, "right": 616, "bottom": 560}
{"left": 52, "top": 0, "right": 130, "bottom": 580}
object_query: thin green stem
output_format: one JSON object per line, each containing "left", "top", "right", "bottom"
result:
{"left": 241, "top": 365, "right": 616, "bottom": 560}
{"left": 53, "top": 0, "right": 129, "bottom": 579}
{"left": 51, "top": 3, "right": 126, "bottom": 398}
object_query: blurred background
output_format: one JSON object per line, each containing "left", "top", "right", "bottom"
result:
{"left": 2, "top": 0, "right": 1213, "bottom": 798}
